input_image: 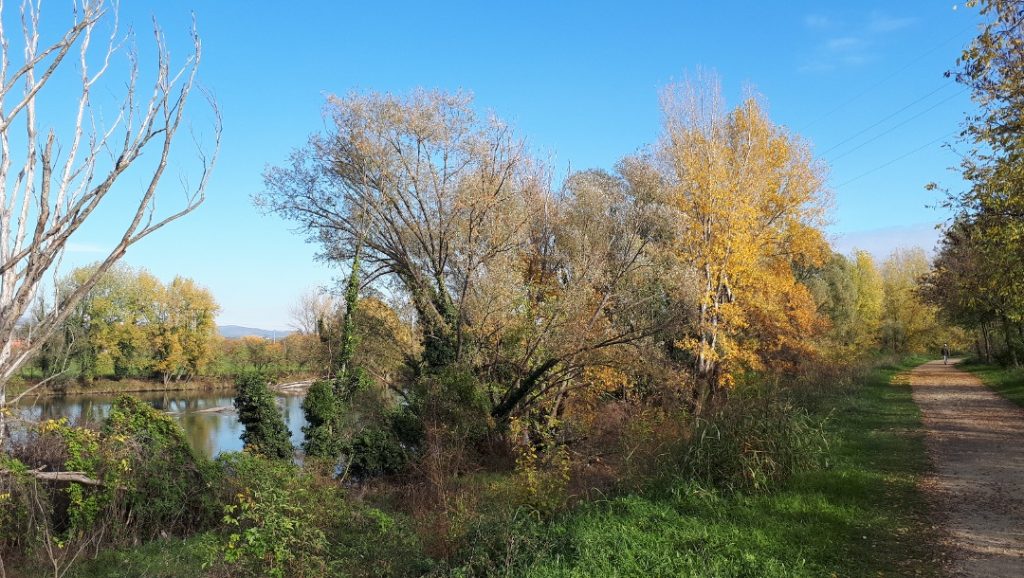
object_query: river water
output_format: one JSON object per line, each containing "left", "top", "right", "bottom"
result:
{"left": 15, "top": 390, "right": 308, "bottom": 457}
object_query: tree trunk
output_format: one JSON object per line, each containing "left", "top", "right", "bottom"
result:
{"left": 983, "top": 322, "right": 992, "bottom": 363}
{"left": 491, "top": 358, "right": 560, "bottom": 421}
{"left": 0, "top": 388, "right": 6, "bottom": 450}
{"left": 1003, "top": 317, "right": 1019, "bottom": 367}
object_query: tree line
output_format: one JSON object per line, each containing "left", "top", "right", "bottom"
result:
{"left": 253, "top": 77, "right": 958, "bottom": 473}
{"left": 922, "top": 0, "right": 1024, "bottom": 366}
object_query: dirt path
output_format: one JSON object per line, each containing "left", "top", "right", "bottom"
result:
{"left": 910, "top": 359, "right": 1024, "bottom": 577}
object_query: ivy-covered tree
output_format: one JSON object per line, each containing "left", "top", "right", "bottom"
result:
{"left": 234, "top": 372, "right": 293, "bottom": 460}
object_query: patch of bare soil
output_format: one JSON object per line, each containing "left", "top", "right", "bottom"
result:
{"left": 911, "top": 359, "right": 1024, "bottom": 577}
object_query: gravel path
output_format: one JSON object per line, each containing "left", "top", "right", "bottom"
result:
{"left": 911, "top": 359, "right": 1024, "bottom": 577}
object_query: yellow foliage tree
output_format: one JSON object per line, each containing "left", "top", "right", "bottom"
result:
{"left": 55, "top": 265, "right": 218, "bottom": 383}
{"left": 657, "top": 76, "right": 829, "bottom": 400}
{"left": 881, "top": 248, "right": 948, "bottom": 355}
{"left": 851, "top": 250, "right": 885, "bottom": 351}
{"left": 151, "top": 277, "right": 219, "bottom": 383}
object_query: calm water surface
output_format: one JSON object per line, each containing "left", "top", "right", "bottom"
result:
{"left": 16, "top": 390, "right": 308, "bottom": 457}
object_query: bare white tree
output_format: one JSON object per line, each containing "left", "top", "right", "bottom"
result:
{"left": 0, "top": 0, "right": 221, "bottom": 443}
{"left": 289, "top": 287, "right": 339, "bottom": 335}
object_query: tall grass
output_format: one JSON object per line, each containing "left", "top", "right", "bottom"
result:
{"left": 479, "top": 360, "right": 942, "bottom": 577}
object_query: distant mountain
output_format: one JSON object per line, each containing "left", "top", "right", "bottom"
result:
{"left": 217, "top": 325, "right": 293, "bottom": 340}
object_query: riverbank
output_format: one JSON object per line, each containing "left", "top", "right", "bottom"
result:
{"left": 8, "top": 374, "right": 317, "bottom": 399}
{"left": 63, "top": 357, "right": 944, "bottom": 577}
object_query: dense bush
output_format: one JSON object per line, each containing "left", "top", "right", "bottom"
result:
{"left": 210, "top": 452, "right": 431, "bottom": 578}
{"left": 212, "top": 453, "right": 328, "bottom": 578}
{"left": 342, "top": 367, "right": 489, "bottom": 480}
{"left": 103, "top": 395, "right": 221, "bottom": 540}
{"left": 344, "top": 421, "right": 410, "bottom": 478}
{"left": 1, "top": 397, "right": 222, "bottom": 575}
{"left": 0, "top": 456, "right": 33, "bottom": 566}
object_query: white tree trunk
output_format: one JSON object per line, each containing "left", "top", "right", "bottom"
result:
{"left": 0, "top": 0, "right": 220, "bottom": 447}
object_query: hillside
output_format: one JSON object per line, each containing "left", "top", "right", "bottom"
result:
{"left": 217, "top": 325, "right": 293, "bottom": 339}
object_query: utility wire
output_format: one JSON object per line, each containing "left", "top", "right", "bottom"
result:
{"left": 827, "top": 87, "right": 968, "bottom": 163}
{"left": 833, "top": 131, "right": 957, "bottom": 189}
{"left": 799, "top": 25, "right": 973, "bottom": 131}
{"left": 820, "top": 82, "right": 955, "bottom": 156}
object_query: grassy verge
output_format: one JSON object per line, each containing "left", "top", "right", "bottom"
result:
{"left": 512, "top": 357, "right": 939, "bottom": 577}
{"left": 960, "top": 362, "right": 1024, "bottom": 408}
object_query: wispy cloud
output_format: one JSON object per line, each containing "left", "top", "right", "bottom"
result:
{"left": 803, "top": 14, "right": 831, "bottom": 29}
{"left": 66, "top": 242, "right": 105, "bottom": 254}
{"left": 826, "top": 36, "right": 864, "bottom": 51}
{"left": 799, "top": 10, "right": 918, "bottom": 74}
{"left": 868, "top": 12, "right": 917, "bottom": 33}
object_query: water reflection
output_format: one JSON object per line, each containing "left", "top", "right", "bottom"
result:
{"left": 15, "top": 390, "right": 308, "bottom": 458}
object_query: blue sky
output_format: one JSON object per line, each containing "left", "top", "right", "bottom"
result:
{"left": 44, "top": 1, "right": 979, "bottom": 329}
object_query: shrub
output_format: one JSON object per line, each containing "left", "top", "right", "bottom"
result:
{"left": 233, "top": 371, "right": 293, "bottom": 459}
{"left": 210, "top": 452, "right": 431, "bottom": 578}
{"left": 212, "top": 453, "right": 327, "bottom": 578}
{"left": 102, "top": 395, "right": 220, "bottom": 540}
{"left": 0, "top": 456, "right": 32, "bottom": 565}
{"left": 413, "top": 367, "right": 491, "bottom": 441}
{"left": 344, "top": 420, "right": 409, "bottom": 478}
{"left": 3, "top": 404, "right": 220, "bottom": 575}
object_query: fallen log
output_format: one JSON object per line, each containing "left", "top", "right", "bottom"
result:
{"left": 191, "top": 405, "right": 234, "bottom": 414}
{"left": 272, "top": 379, "right": 314, "bottom": 391}
{"left": 1, "top": 468, "right": 103, "bottom": 486}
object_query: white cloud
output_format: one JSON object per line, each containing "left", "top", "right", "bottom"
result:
{"left": 826, "top": 36, "right": 863, "bottom": 51}
{"left": 799, "top": 10, "right": 916, "bottom": 74}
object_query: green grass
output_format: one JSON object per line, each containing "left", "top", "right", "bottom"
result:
{"left": 514, "top": 358, "right": 940, "bottom": 577}
{"left": 961, "top": 362, "right": 1024, "bottom": 408}
{"left": 62, "top": 535, "right": 215, "bottom": 578}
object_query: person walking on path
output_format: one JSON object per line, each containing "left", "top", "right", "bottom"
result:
{"left": 942, "top": 343, "right": 951, "bottom": 365}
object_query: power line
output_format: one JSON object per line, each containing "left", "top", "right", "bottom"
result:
{"left": 833, "top": 131, "right": 957, "bottom": 189}
{"left": 819, "top": 81, "right": 955, "bottom": 156}
{"left": 799, "top": 25, "right": 973, "bottom": 131}
{"left": 827, "top": 87, "right": 968, "bottom": 163}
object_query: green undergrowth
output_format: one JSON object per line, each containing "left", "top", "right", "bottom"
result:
{"left": 64, "top": 358, "right": 940, "bottom": 577}
{"left": 961, "top": 361, "right": 1024, "bottom": 408}
{"left": 69, "top": 535, "right": 216, "bottom": 578}
{"left": 488, "top": 357, "right": 940, "bottom": 577}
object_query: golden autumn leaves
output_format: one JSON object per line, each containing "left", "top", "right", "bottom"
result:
{"left": 262, "top": 76, "right": 837, "bottom": 420}
{"left": 658, "top": 77, "right": 829, "bottom": 397}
